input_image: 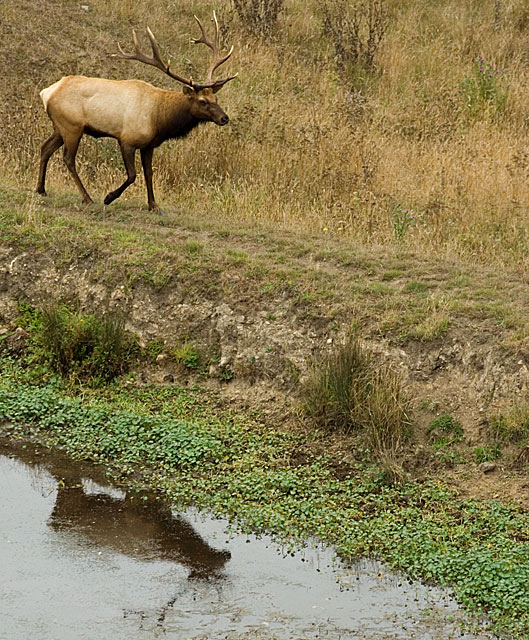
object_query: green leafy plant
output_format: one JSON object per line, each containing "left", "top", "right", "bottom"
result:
{"left": 427, "top": 413, "right": 464, "bottom": 444}
{"left": 0, "top": 384, "right": 222, "bottom": 468}
{"left": 474, "top": 444, "right": 501, "bottom": 463}
{"left": 459, "top": 58, "right": 509, "bottom": 118}
{"left": 390, "top": 201, "right": 415, "bottom": 242}
{"left": 1, "top": 364, "right": 529, "bottom": 637}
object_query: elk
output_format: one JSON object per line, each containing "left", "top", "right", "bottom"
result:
{"left": 36, "top": 13, "right": 236, "bottom": 212}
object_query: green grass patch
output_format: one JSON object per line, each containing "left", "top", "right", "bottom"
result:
{"left": 428, "top": 413, "right": 464, "bottom": 445}
{"left": 16, "top": 303, "right": 138, "bottom": 386}
{"left": 403, "top": 280, "right": 429, "bottom": 295}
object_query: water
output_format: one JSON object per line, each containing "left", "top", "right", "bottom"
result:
{"left": 0, "top": 438, "right": 494, "bottom": 640}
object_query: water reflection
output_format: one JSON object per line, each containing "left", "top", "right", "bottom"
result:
{"left": 1, "top": 438, "right": 230, "bottom": 579}
{"left": 0, "top": 437, "right": 494, "bottom": 640}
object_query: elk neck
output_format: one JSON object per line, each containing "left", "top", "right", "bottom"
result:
{"left": 154, "top": 90, "right": 201, "bottom": 145}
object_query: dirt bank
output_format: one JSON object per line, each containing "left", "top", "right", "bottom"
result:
{"left": 1, "top": 211, "right": 528, "bottom": 508}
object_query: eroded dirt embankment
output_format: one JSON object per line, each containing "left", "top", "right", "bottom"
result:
{"left": 1, "top": 235, "right": 529, "bottom": 505}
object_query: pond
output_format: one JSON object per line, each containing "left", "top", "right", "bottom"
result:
{"left": 0, "top": 438, "right": 493, "bottom": 639}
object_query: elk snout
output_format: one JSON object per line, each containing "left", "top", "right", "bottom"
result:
{"left": 210, "top": 110, "right": 229, "bottom": 126}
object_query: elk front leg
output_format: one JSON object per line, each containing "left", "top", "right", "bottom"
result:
{"left": 63, "top": 135, "right": 93, "bottom": 204}
{"left": 140, "top": 147, "right": 159, "bottom": 212}
{"left": 104, "top": 144, "right": 136, "bottom": 206}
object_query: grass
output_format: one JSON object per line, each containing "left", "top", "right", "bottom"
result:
{"left": 3, "top": 0, "right": 529, "bottom": 270}
{"left": 2, "top": 0, "right": 529, "bottom": 635}
{"left": 15, "top": 302, "right": 139, "bottom": 385}
{"left": 4, "top": 174, "right": 529, "bottom": 354}
{"left": 490, "top": 402, "right": 529, "bottom": 445}
{"left": 304, "top": 333, "right": 412, "bottom": 462}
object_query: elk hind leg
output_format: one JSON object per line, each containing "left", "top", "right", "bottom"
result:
{"left": 36, "top": 132, "right": 63, "bottom": 195}
{"left": 63, "top": 135, "right": 93, "bottom": 204}
{"left": 104, "top": 144, "right": 136, "bottom": 206}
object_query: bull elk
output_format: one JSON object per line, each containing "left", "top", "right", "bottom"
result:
{"left": 36, "top": 12, "right": 236, "bottom": 212}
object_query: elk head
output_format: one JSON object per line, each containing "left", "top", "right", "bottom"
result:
{"left": 114, "top": 12, "right": 236, "bottom": 126}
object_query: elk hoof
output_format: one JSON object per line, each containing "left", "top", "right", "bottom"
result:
{"left": 149, "top": 203, "right": 163, "bottom": 215}
{"left": 103, "top": 193, "right": 114, "bottom": 205}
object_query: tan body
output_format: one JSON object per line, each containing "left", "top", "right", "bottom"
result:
{"left": 36, "top": 16, "right": 236, "bottom": 212}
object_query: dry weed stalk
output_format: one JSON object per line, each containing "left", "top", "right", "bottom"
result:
{"left": 232, "top": 0, "right": 285, "bottom": 37}
{"left": 321, "top": 0, "right": 388, "bottom": 73}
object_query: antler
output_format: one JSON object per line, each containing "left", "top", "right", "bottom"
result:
{"left": 114, "top": 14, "right": 236, "bottom": 91}
{"left": 192, "top": 11, "right": 235, "bottom": 85}
{"left": 114, "top": 28, "right": 195, "bottom": 88}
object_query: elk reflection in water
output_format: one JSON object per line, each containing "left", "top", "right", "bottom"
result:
{"left": 4, "top": 440, "right": 230, "bottom": 579}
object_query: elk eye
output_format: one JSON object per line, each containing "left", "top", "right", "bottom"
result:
{"left": 198, "top": 98, "right": 207, "bottom": 105}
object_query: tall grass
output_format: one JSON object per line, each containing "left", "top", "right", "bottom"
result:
{"left": 3, "top": 0, "right": 529, "bottom": 269}
{"left": 304, "top": 333, "right": 413, "bottom": 463}
{"left": 27, "top": 304, "right": 138, "bottom": 385}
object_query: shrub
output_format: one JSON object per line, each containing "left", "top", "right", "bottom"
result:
{"left": 321, "top": 0, "right": 388, "bottom": 75}
{"left": 304, "top": 333, "right": 412, "bottom": 458}
{"left": 232, "top": 0, "right": 285, "bottom": 38}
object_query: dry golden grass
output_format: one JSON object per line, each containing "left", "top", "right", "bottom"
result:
{"left": 3, "top": 0, "right": 529, "bottom": 269}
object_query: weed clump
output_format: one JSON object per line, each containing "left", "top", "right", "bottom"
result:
{"left": 172, "top": 341, "right": 201, "bottom": 370}
{"left": 473, "top": 444, "right": 501, "bottom": 464}
{"left": 321, "top": 0, "right": 388, "bottom": 75}
{"left": 304, "top": 333, "right": 412, "bottom": 458}
{"left": 427, "top": 413, "right": 464, "bottom": 444}
{"left": 459, "top": 58, "right": 509, "bottom": 119}
{"left": 489, "top": 402, "right": 529, "bottom": 444}
{"left": 20, "top": 304, "right": 138, "bottom": 385}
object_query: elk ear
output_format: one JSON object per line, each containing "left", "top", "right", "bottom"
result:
{"left": 182, "top": 85, "right": 195, "bottom": 95}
